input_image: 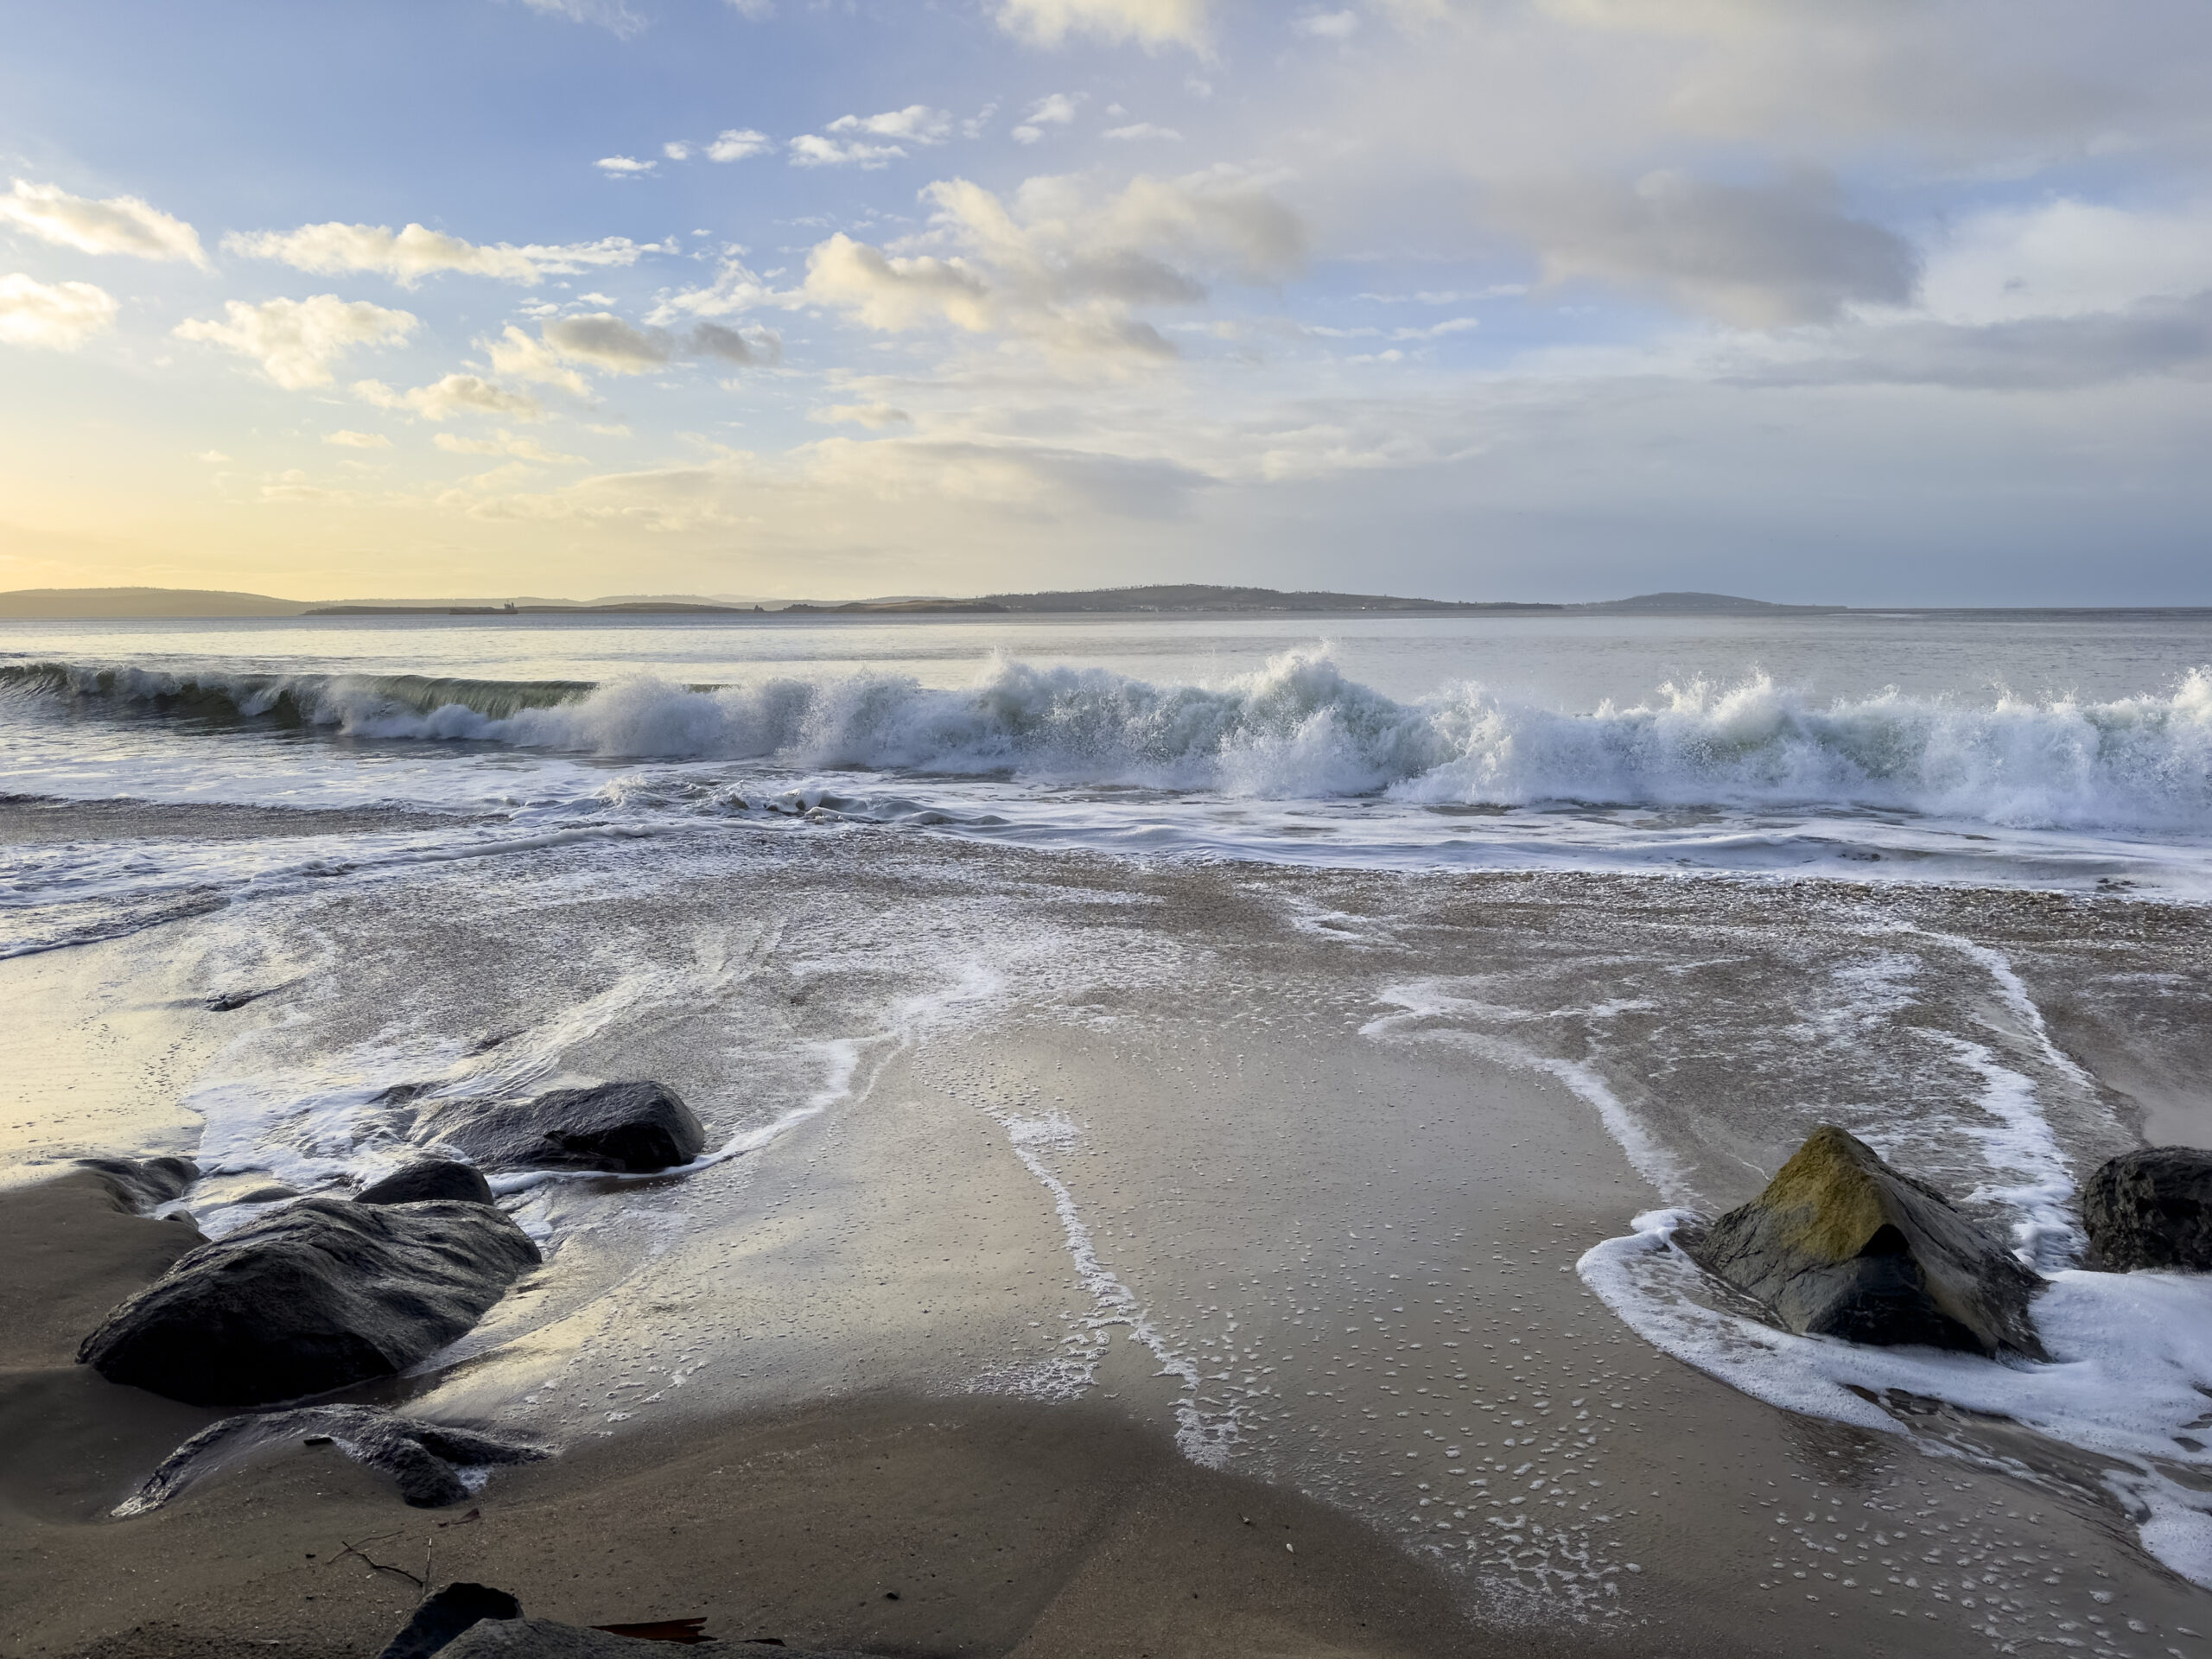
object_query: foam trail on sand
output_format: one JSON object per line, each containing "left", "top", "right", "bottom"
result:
{"left": 1579, "top": 1213, "right": 2212, "bottom": 1588}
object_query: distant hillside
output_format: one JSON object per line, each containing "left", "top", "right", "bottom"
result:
{"left": 0, "top": 587, "right": 312, "bottom": 619}
{"left": 1573, "top": 591, "right": 1842, "bottom": 615}
{"left": 793, "top": 584, "right": 1563, "bottom": 615}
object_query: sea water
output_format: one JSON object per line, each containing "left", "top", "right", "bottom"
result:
{"left": 7, "top": 608, "right": 2212, "bottom": 1623}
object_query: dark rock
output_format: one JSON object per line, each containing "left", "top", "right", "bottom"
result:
{"left": 1679, "top": 1125, "right": 2046, "bottom": 1359}
{"left": 436, "top": 1621, "right": 667, "bottom": 1657}
{"left": 125, "top": 1406, "right": 549, "bottom": 1514}
{"left": 205, "top": 989, "right": 260, "bottom": 1012}
{"left": 77, "top": 1197, "right": 540, "bottom": 1407}
{"left": 75, "top": 1156, "right": 199, "bottom": 1212}
{"left": 235, "top": 1184, "right": 301, "bottom": 1205}
{"left": 378, "top": 1584, "right": 525, "bottom": 1659}
{"left": 359, "top": 1161, "right": 496, "bottom": 1207}
{"left": 2082, "top": 1148, "right": 2212, "bottom": 1272}
{"left": 420, "top": 1083, "right": 706, "bottom": 1174}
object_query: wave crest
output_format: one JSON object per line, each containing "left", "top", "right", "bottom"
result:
{"left": 8, "top": 652, "right": 2211, "bottom": 832}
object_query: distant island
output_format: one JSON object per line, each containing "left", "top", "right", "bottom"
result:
{"left": 0, "top": 582, "right": 1929, "bottom": 621}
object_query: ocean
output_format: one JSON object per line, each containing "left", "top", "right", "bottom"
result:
{"left": 6, "top": 608, "right": 2212, "bottom": 1649}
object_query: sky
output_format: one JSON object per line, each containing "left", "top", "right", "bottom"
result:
{"left": 1, "top": 0, "right": 2209, "bottom": 605}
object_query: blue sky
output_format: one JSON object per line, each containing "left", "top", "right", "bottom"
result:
{"left": 2, "top": 0, "right": 2209, "bottom": 603}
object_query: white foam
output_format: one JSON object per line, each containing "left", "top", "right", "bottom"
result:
{"left": 1579, "top": 1214, "right": 2212, "bottom": 1587}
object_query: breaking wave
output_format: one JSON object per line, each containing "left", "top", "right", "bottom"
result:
{"left": 6, "top": 652, "right": 2211, "bottom": 833}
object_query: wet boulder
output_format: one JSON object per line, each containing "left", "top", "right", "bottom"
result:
{"left": 1679, "top": 1125, "right": 2046, "bottom": 1359}
{"left": 77, "top": 1197, "right": 541, "bottom": 1407}
{"left": 379, "top": 1584, "right": 524, "bottom": 1659}
{"left": 75, "top": 1155, "right": 198, "bottom": 1212}
{"left": 2082, "top": 1148, "right": 2212, "bottom": 1272}
{"left": 359, "top": 1160, "right": 497, "bottom": 1207}
{"left": 419, "top": 1083, "right": 706, "bottom": 1175}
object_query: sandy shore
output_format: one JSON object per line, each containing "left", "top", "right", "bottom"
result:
{"left": 7, "top": 803, "right": 2212, "bottom": 1656}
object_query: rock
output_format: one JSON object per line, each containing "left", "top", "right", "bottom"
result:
{"left": 75, "top": 1156, "right": 198, "bottom": 1212}
{"left": 378, "top": 1585, "right": 524, "bottom": 1659}
{"left": 419, "top": 1083, "right": 706, "bottom": 1174}
{"left": 123, "top": 1406, "right": 549, "bottom": 1515}
{"left": 77, "top": 1197, "right": 541, "bottom": 1407}
{"left": 235, "top": 1184, "right": 300, "bottom": 1205}
{"left": 2082, "top": 1148, "right": 2212, "bottom": 1271}
{"left": 359, "top": 1160, "right": 496, "bottom": 1207}
{"left": 1679, "top": 1125, "right": 2047, "bottom": 1359}
{"left": 435, "top": 1621, "right": 668, "bottom": 1657}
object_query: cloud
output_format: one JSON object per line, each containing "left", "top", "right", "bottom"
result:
{"left": 434, "top": 429, "right": 586, "bottom": 463}
{"left": 1015, "top": 93, "right": 1081, "bottom": 143}
{"left": 1293, "top": 10, "right": 1359, "bottom": 39}
{"left": 801, "top": 168, "right": 1305, "bottom": 359}
{"left": 324, "top": 429, "right": 391, "bottom": 448}
{"left": 0, "top": 272, "right": 118, "bottom": 349}
{"left": 174, "top": 295, "right": 417, "bottom": 388}
{"left": 594, "top": 156, "right": 657, "bottom": 175}
{"left": 1491, "top": 168, "right": 1918, "bottom": 326}
{"left": 353, "top": 374, "right": 546, "bottom": 422}
{"left": 1918, "top": 198, "right": 2212, "bottom": 326}
{"left": 516, "top": 0, "right": 643, "bottom": 36}
{"left": 689, "top": 320, "right": 781, "bottom": 365}
{"left": 1742, "top": 291, "right": 2212, "bottom": 391}
{"left": 997, "top": 0, "right": 1211, "bottom": 51}
{"left": 225, "top": 222, "right": 655, "bottom": 286}
{"left": 1103, "top": 123, "right": 1182, "bottom": 142}
{"left": 724, "top": 0, "right": 772, "bottom": 15}
{"left": 811, "top": 402, "right": 913, "bottom": 428}
{"left": 0, "top": 179, "right": 208, "bottom": 268}
{"left": 543, "top": 312, "right": 672, "bottom": 374}
{"left": 486, "top": 325, "right": 594, "bottom": 394}
{"left": 664, "top": 142, "right": 695, "bottom": 162}
{"left": 651, "top": 257, "right": 778, "bottom": 322}
{"left": 706, "top": 129, "right": 773, "bottom": 162}
{"left": 791, "top": 107, "right": 952, "bottom": 168}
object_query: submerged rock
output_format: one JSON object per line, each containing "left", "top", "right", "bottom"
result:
{"left": 1679, "top": 1125, "right": 2046, "bottom": 1359}
{"left": 75, "top": 1155, "right": 198, "bottom": 1213}
{"left": 2082, "top": 1148, "right": 2212, "bottom": 1272}
{"left": 378, "top": 1585, "right": 524, "bottom": 1659}
{"left": 124, "top": 1406, "right": 548, "bottom": 1515}
{"left": 419, "top": 1082, "right": 706, "bottom": 1174}
{"left": 77, "top": 1197, "right": 541, "bottom": 1407}
{"left": 359, "top": 1160, "right": 497, "bottom": 1206}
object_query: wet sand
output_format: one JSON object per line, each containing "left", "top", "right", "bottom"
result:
{"left": 6, "top": 806, "right": 2212, "bottom": 1656}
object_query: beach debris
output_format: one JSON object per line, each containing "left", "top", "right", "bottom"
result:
{"left": 118, "top": 1406, "right": 550, "bottom": 1515}
{"left": 78, "top": 1196, "right": 541, "bottom": 1407}
{"left": 1676, "top": 1125, "right": 2047, "bottom": 1359}
{"left": 359, "top": 1160, "right": 498, "bottom": 1207}
{"left": 416, "top": 1082, "right": 707, "bottom": 1174}
{"left": 75, "top": 1154, "right": 198, "bottom": 1213}
{"left": 2082, "top": 1148, "right": 2212, "bottom": 1271}
{"left": 378, "top": 1582, "right": 523, "bottom": 1659}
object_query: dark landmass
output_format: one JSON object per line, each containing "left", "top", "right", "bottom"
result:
{"left": 0, "top": 588, "right": 314, "bottom": 620}
{"left": 1569, "top": 591, "right": 1844, "bottom": 614}
{"left": 304, "top": 602, "right": 760, "bottom": 617}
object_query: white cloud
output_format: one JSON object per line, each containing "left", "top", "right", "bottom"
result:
{"left": 486, "top": 324, "right": 594, "bottom": 394}
{"left": 706, "top": 129, "right": 773, "bottom": 162}
{"left": 0, "top": 272, "right": 118, "bottom": 349}
{"left": 1293, "top": 10, "right": 1359, "bottom": 39}
{"left": 1015, "top": 94, "right": 1082, "bottom": 143}
{"left": 997, "top": 0, "right": 1211, "bottom": 51}
{"left": 435, "top": 429, "right": 585, "bottom": 463}
{"left": 801, "top": 168, "right": 1305, "bottom": 359}
{"left": 225, "top": 222, "right": 654, "bottom": 286}
{"left": 650, "top": 257, "right": 780, "bottom": 323}
{"left": 724, "top": 0, "right": 773, "bottom": 15}
{"left": 1491, "top": 168, "right": 1918, "bottom": 326}
{"left": 810, "top": 402, "right": 914, "bottom": 428}
{"left": 831, "top": 106, "right": 953, "bottom": 143}
{"left": 594, "top": 156, "right": 657, "bottom": 176}
{"left": 1919, "top": 198, "right": 2212, "bottom": 325}
{"left": 789, "top": 135, "right": 907, "bottom": 169}
{"left": 353, "top": 374, "right": 546, "bottom": 422}
{"left": 324, "top": 429, "right": 391, "bottom": 448}
{"left": 1104, "top": 124, "right": 1183, "bottom": 142}
{"left": 517, "top": 0, "right": 643, "bottom": 36}
{"left": 0, "top": 178, "right": 208, "bottom": 267}
{"left": 664, "top": 142, "right": 695, "bottom": 162}
{"left": 174, "top": 295, "right": 417, "bottom": 388}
